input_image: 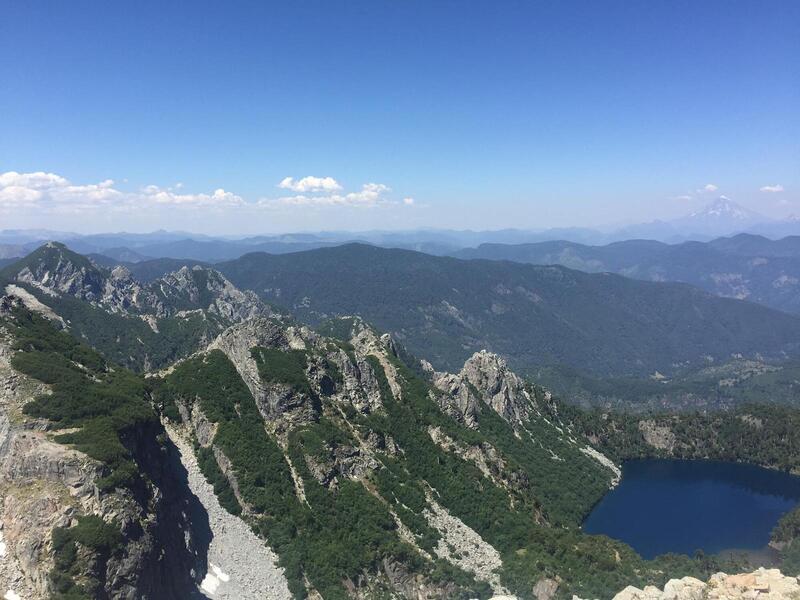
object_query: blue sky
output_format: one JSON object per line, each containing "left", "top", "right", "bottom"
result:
{"left": 1, "top": 0, "right": 798, "bottom": 233}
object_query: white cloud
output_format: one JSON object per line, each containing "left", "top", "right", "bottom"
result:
{"left": 0, "top": 171, "right": 122, "bottom": 213}
{"left": 697, "top": 183, "right": 718, "bottom": 193}
{"left": 278, "top": 176, "right": 342, "bottom": 193}
{"left": 140, "top": 185, "right": 244, "bottom": 207}
{"left": 760, "top": 184, "right": 784, "bottom": 193}
{"left": 269, "top": 182, "right": 393, "bottom": 209}
{"left": 0, "top": 171, "right": 242, "bottom": 214}
{"left": 0, "top": 170, "right": 68, "bottom": 189}
{"left": 0, "top": 171, "right": 413, "bottom": 226}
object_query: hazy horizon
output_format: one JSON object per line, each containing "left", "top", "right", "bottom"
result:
{"left": 2, "top": 1, "right": 797, "bottom": 234}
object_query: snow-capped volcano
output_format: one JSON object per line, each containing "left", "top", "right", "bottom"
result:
{"left": 687, "top": 197, "right": 761, "bottom": 221}
{"left": 672, "top": 197, "right": 768, "bottom": 237}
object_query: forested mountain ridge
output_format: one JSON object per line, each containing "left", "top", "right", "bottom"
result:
{"left": 0, "top": 242, "right": 273, "bottom": 370}
{"left": 214, "top": 243, "right": 800, "bottom": 378}
{"left": 454, "top": 234, "right": 800, "bottom": 315}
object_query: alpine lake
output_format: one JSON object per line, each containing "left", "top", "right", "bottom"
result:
{"left": 583, "top": 459, "right": 800, "bottom": 560}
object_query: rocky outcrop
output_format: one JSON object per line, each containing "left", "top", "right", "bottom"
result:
{"left": 153, "top": 266, "right": 268, "bottom": 322}
{"left": 6, "top": 243, "right": 271, "bottom": 325}
{"left": 602, "top": 568, "right": 800, "bottom": 600}
{"left": 427, "top": 425, "right": 534, "bottom": 507}
{"left": 206, "top": 318, "right": 293, "bottom": 417}
{"left": 304, "top": 444, "right": 380, "bottom": 488}
{"left": 638, "top": 420, "right": 676, "bottom": 452}
{"left": 14, "top": 243, "right": 105, "bottom": 302}
{"left": 428, "top": 350, "right": 537, "bottom": 427}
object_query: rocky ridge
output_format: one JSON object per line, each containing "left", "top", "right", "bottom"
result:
{"left": 163, "top": 314, "right": 622, "bottom": 597}
{"left": 3, "top": 242, "right": 270, "bottom": 324}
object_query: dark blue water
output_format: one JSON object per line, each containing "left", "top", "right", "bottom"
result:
{"left": 583, "top": 459, "right": 800, "bottom": 559}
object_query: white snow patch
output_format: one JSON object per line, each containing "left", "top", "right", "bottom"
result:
{"left": 201, "top": 564, "right": 231, "bottom": 595}
{"left": 4, "top": 591, "right": 21, "bottom": 600}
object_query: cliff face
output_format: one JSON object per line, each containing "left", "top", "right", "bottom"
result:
{"left": 0, "top": 296, "right": 206, "bottom": 599}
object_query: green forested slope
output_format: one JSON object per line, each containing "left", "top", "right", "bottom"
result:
{"left": 217, "top": 243, "right": 800, "bottom": 377}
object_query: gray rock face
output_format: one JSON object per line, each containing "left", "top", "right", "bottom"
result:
{"left": 461, "top": 350, "right": 537, "bottom": 423}
{"left": 0, "top": 312, "right": 207, "bottom": 600}
{"left": 15, "top": 243, "right": 105, "bottom": 302}
{"left": 429, "top": 350, "right": 537, "bottom": 426}
{"left": 305, "top": 444, "right": 380, "bottom": 488}
{"left": 638, "top": 419, "right": 677, "bottom": 452}
{"left": 207, "top": 318, "right": 307, "bottom": 429}
{"left": 8, "top": 243, "right": 270, "bottom": 325}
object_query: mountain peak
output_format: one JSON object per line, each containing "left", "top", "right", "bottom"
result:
{"left": 2, "top": 241, "right": 106, "bottom": 301}
{"left": 689, "top": 197, "right": 759, "bottom": 221}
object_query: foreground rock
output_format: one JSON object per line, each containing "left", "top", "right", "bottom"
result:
{"left": 589, "top": 568, "right": 800, "bottom": 600}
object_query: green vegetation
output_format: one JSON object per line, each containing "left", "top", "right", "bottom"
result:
{"left": 358, "top": 355, "right": 734, "bottom": 599}
{"left": 454, "top": 234, "right": 800, "bottom": 316}
{"left": 502, "top": 529, "right": 731, "bottom": 600}
{"left": 772, "top": 507, "right": 800, "bottom": 574}
{"left": 196, "top": 445, "right": 242, "bottom": 515}
{"left": 217, "top": 243, "right": 800, "bottom": 378}
{"left": 160, "top": 350, "right": 489, "bottom": 599}
{"left": 161, "top": 351, "right": 298, "bottom": 516}
{"left": 50, "top": 515, "right": 123, "bottom": 600}
{"left": 535, "top": 359, "right": 800, "bottom": 413}
{"left": 0, "top": 244, "right": 246, "bottom": 373}
{"left": 251, "top": 347, "right": 313, "bottom": 395}
{"left": 8, "top": 306, "right": 156, "bottom": 491}
{"left": 160, "top": 351, "right": 305, "bottom": 595}
{"left": 563, "top": 403, "right": 800, "bottom": 473}
{"left": 0, "top": 278, "right": 224, "bottom": 372}
{"left": 774, "top": 506, "right": 800, "bottom": 546}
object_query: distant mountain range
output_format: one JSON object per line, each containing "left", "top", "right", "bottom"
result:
{"left": 455, "top": 233, "right": 800, "bottom": 314}
{"left": 2, "top": 198, "right": 799, "bottom": 263}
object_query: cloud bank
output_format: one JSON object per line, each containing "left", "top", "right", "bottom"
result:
{"left": 0, "top": 171, "right": 412, "bottom": 216}
{"left": 0, "top": 170, "right": 422, "bottom": 234}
